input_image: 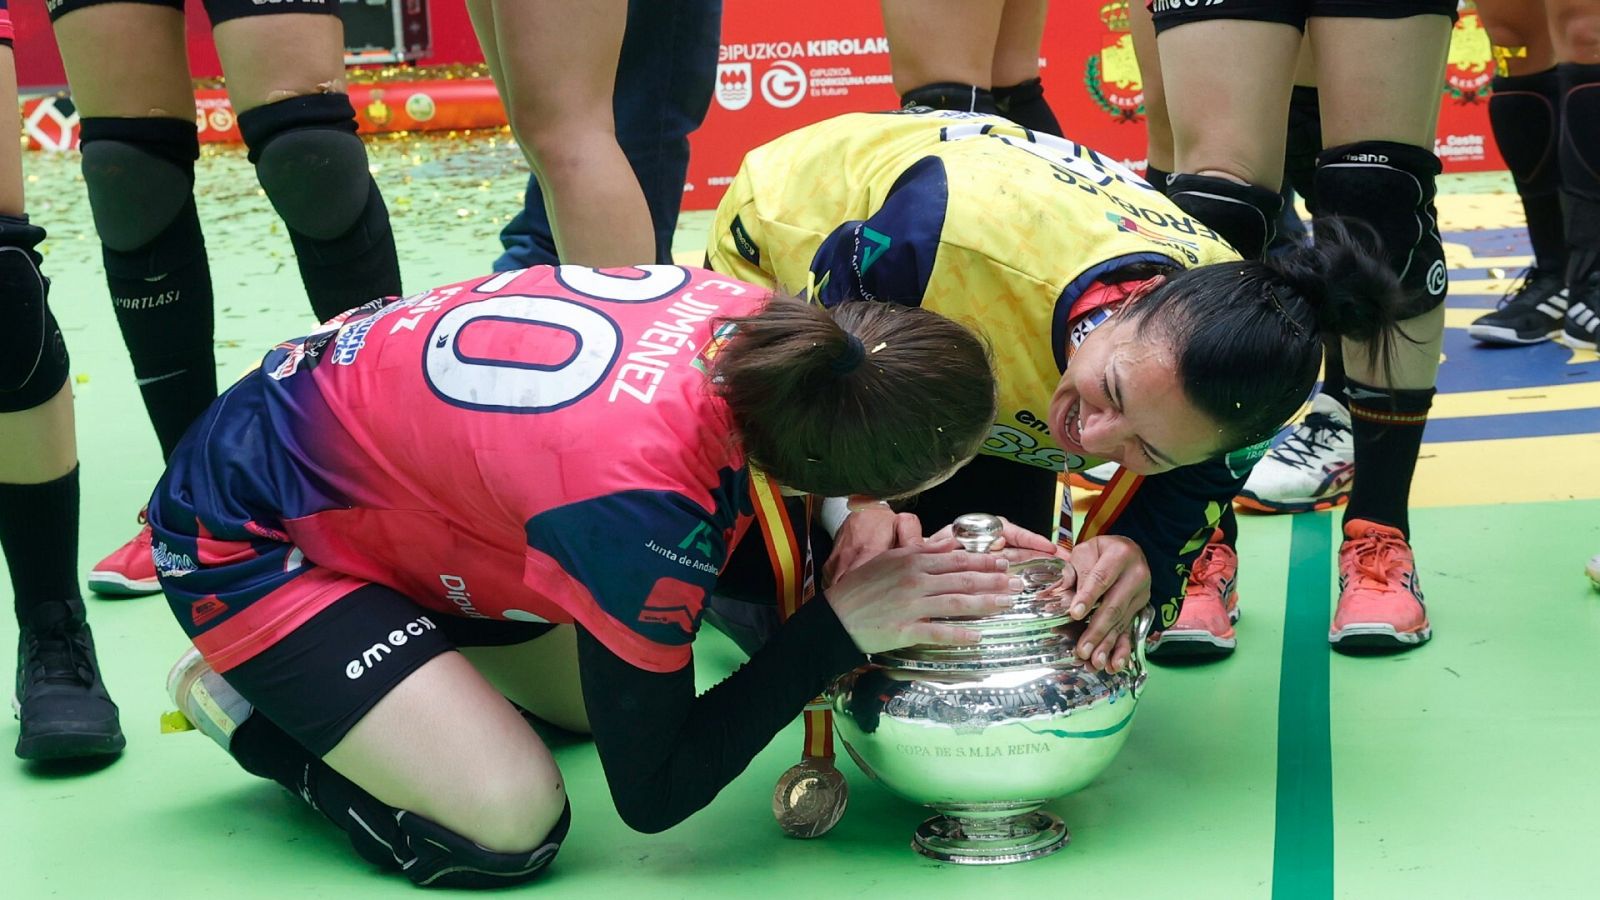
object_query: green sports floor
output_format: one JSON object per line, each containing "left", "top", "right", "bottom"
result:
{"left": 4, "top": 136, "right": 1598, "bottom": 899}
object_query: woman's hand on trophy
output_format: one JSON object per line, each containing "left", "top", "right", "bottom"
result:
{"left": 1061, "top": 536, "right": 1151, "bottom": 673}
{"left": 825, "top": 539, "right": 1022, "bottom": 653}
{"left": 926, "top": 517, "right": 1066, "bottom": 563}
{"left": 824, "top": 505, "right": 923, "bottom": 586}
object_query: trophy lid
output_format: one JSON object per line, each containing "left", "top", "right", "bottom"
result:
{"left": 938, "top": 514, "right": 1071, "bottom": 636}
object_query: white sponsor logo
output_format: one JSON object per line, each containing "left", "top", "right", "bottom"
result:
{"left": 344, "top": 615, "right": 437, "bottom": 680}
{"left": 761, "top": 61, "right": 807, "bottom": 108}
{"left": 715, "top": 63, "right": 752, "bottom": 111}
{"left": 440, "top": 574, "right": 488, "bottom": 619}
{"left": 152, "top": 540, "right": 197, "bottom": 578}
{"left": 1426, "top": 259, "right": 1448, "bottom": 296}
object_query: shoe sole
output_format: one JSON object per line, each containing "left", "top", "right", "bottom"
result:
{"left": 1328, "top": 622, "right": 1432, "bottom": 651}
{"left": 10, "top": 697, "right": 126, "bottom": 760}
{"left": 1235, "top": 492, "right": 1349, "bottom": 515}
{"left": 1148, "top": 602, "right": 1239, "bottom": 661}
{"left": 1560, "top": 333, "right": 1599, "bottom": 351}
{"left": 85, "top": 571, "right": 162, "bottom": 597}
{"left": 1467, "top": 324, "right": 1558, "bottom": 346}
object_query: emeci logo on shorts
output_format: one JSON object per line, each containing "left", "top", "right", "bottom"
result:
{"left": 345, "top": 615, "right": 438, "bottom": 680}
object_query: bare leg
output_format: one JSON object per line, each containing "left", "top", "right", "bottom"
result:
{"left": 1129, "top": 0, "right": 1172, "bottom": 171}
{"left": 1478, "top": 0, "right": 1556, "bottom": 71}
{"left": 324, "top": 651, "right": 568, "bottom": 853}
{"left": 211, "top": 14, "right": 348, "bottom": 114}
{"left": 1312, "top": 15, "right": 1452, "bottom": 389}
{"left": 881, "top": 0, "right": 1006, "bottom": 94}
{"left": 1158, "top": 20, "right": 1302, "bottom": 188}
{"left": 51, "top": 6, "right": 195, "bottom": 120}
{"left": 460, "top": 625, "right": 591, "bottom": 734}
{"left": 469, "top": 0, "right": 654, "bottom": 266}
{"left": 1548, "top": 0, "right": 1600, "bottom": 63}
{"left": 991, "top": 0, "right": 1048, "bottom": 87}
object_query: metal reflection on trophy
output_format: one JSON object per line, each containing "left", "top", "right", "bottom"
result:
{"left": 827, "top": 513, "right": 1151, "bottom": 865}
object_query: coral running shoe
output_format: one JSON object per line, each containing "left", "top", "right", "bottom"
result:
{"left": 1586, "top": 553, "right": 1600, "bottom": 590}
{"left": 1148, "top": 531, "right": 1238, "bottom": 660}
{"left": 87, "top": 513, "right": 162, "bottom": 597}
{"left": 1331, "top": 519, "right": 1430, "bottom": 651}
{"left": 1236, "top": 393, "right": 1353, "bottom": 514}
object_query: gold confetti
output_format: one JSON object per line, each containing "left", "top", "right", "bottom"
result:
{"left": 1488, "top": 267, "right": 1505, "bottom": 278}
{"left": 869, "top": 341, "right": 888, "bottom": 353}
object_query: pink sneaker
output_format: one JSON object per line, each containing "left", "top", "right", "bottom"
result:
{"left": 87, "top": 515, "right": 162, "bottom": 597}
{"left": 1148, "top": 531, "right": 1238, "bottom": 660}
{"left": 1330, "top": 519, "right": 1430, "bottom": 650}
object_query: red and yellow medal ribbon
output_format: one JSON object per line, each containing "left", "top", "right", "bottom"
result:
{"left": 748, "top": 470, "right": 834, "bottom": 762}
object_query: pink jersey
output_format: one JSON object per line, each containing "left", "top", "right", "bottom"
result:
{"left": 190, "top": 266, "right": 766, "bottom": 672}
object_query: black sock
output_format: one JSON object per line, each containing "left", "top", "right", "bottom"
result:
{"left": 1491, "top": 69, "right": 1566, "bottom": 274}
{"left": 287, "top": 179, "right": 403, "bottom": 323}
{"left": 993, "top": 77, "right": 1063, "bottom": 136}
{"left": 1320, "top": 339, "right": 1347, "bottom": 403}
{"left": 1285, "top": 85, "right": 1323, "bottom": 214}
{"left": 1558, "top": 62, "right": 1600, "bottom": 282}
{"left": 1144, "top": 164, "right": 1172, "bottom": 195}
{"left": 230, "top": 714, "right": 411, "bottom": 872}
{"left": 102, "top": 196, "right": 218, "bottom": 461}
{"left": 0, "top": 466, "right": 83, "bottom": 627}
{"left": 1343, "top": 380, "right": 1434, "bottom": 538}
{"left": 1216, "top": 505, "right": 1238, "bottom": 548}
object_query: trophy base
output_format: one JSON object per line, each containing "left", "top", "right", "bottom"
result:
{"left": 912, "top": 811, "right": 1069, "bottom": 865}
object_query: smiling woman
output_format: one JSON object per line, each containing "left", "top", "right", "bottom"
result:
{"left": 1053, "top": 217, "right": 1403, "bottom": 476}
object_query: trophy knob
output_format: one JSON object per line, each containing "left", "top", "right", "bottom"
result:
{"left": 953, "top": 513, "right": 1004, "bottom": 553}
{"left": 772, "top": 759, "right": 849, "bottom": 838}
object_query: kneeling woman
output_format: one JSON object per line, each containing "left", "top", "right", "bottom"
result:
{"left": 154, "top": 266, "right": 1015, "bottom": 887}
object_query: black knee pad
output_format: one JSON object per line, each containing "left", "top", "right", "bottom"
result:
{"left": 1284, "top": 85, "right": 1323, "bottom": 213}
{"left": 1315, "top": 141, "right": 1447, "bottom": 316}
{"left": 0, "top": 216, "right": 68, "bottom": 412}
{"left": 1166, "top": 174, "right": 1282, "bottom": 260}
{"left": 993, "top": 77, "right": 1063, "bottom": 136}
{"left": 395, "top": 801, "right": 570, "bottom": 889}
{"left": 240, "top": 93, "right": 374, "bottom": 242}
{"left": 78, "top": 117, "right": 202, "bottom": 261}
{"left": 901, "top": 82, "right": 999, "bottom": 115}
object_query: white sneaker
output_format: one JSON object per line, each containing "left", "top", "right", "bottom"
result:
{"left": 166, "top": 647, "right": 254, "bottom": 751}
{"left": 1236, "top": 392, "right": 1353, "bottom": 514}
{"left": 1586, "top": 554, "right": 1600, "bottom": 590}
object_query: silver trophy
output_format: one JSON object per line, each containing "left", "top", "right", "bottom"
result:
{"left": 827, "top": 513, "right": 1151, "bottom": 865}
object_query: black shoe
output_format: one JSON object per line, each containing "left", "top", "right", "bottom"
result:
{"left": 1562, "top": 272, "right": 1600, "bottom": 351}
{"left": 14, "top": 600, "right": 125, "bottom": 760}
{"left": 1468, "top": 268, "right": 1569, "bottom": 345}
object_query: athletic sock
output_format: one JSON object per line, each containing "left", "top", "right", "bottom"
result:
{"left": 1320, "top": 339, "right": 1347, "bottom": 403}
{"left": 1558, "top": 62, "right": 1600, "bottom": 283}
{"left": 229, "top": 714, "right": 411, "bottom": 872}
{"left": 287, "top": 179, "right": 403, "bottom": 323}
{"left": 102, "top": 196, "right": 218, "bottom": 461}
{"left": 1285, "top": 85, "right": 1323, "bottom": 214}
{"left": 0, "top": 466, "right": 83, "bottom": 626}
{"left": 1216, "top": 505, "right": 1238, "bottom": 549}
{"left": 900, "top": 82, "right": 999, "bottom": 115}
{"left": 1491, "top": 68, "right": 1566, "bottom": 274}
{"left": 993, "top": 77, "right": 1063, "bottom": 136}
{"left": 1343, "top": 380, "right": 1434, "bottom": 538}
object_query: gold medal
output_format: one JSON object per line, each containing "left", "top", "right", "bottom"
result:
{"left": 771, "top": 758, "right": 848, "bottom": 838}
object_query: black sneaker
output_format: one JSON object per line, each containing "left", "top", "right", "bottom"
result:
{"left": 13, "top": 600, "right": 125, "bottom": 760}
{"left": 1562, "top": 272, "right": 1600, "bottom": 351}
{"left": 1468, "top": 268, "right": 1569, "bottom": 345}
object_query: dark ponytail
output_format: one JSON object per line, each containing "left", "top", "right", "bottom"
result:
{"left": 713, "top": 297, "right": 997, "bottom": 499}
{"left": 1123, "top": 217, "right": 1404, "bottom": 449}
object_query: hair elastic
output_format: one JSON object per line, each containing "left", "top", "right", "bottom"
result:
{"left": 830, "top": 333, "right": 866, "bottom": 375}
{"left": 1267, "top": 282, "right": 1307, "bottom": 338}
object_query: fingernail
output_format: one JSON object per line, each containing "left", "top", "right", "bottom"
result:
{"left": 1078, "top": 641, "right": 1094, "bottom": 658}
{"left": 994, "top": 558, "right": 1010, "bottom": 570}
{"left": 1007, "top": 576, "right": 1025, "bottom": 591}
{"left": 1070, "top": 604, "right": 1086, "bottom": 618}
{"left": 1094, "top": 652, "right": 1107, "bottom": 668}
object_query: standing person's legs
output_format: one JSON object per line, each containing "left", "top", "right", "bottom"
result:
{"left": 495, "top": 0, "right": 723, "bottom": 271}
{"left": 210, "top": 4, "right": 403, "bottom": 322}
{"left": 881, "top": 0, "right": 1005, "bottom": 112}
{"left": 0, "top": 33, "right": 123, "bottom": 759}
{"left": 1157, "top": 16, "right": 1302, "bottom": 258}
{"left": 1470, "top": 0, "right": 1567, "bottom": 346}
{"left": 1548, "top": 0, "right": 1600, "bottom": 348}
{"left": 990, "top": 0, "right": 1060, "bottom": 135}
{"left": 1311, "top": 10, "right": 1452, "bottom": 649}
{"left": 469, "top": 0, "right": 655, "bottom": 266}
{"left": 1130, "top": 0, "right": 1171, "bottom": 188}
{"left": 50, "top": 2, "right": 213, "bottom": 463}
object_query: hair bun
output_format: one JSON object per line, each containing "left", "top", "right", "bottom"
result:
{"left": 1266, "top": 216, "right": 1403, "bottom": 342}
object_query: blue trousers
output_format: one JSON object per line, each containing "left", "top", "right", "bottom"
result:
{"left": 494, "top": 0, "right": 723, "bottom": 270}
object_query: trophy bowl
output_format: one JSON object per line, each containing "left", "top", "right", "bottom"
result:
{"left": 827, "top": 514, "right": 1150, "bottom": 865}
